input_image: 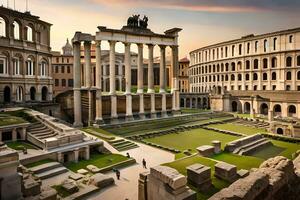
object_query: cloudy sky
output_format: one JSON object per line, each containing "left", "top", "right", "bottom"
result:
{"left": 4, "top": 0, "right": 300, "bottom": 58}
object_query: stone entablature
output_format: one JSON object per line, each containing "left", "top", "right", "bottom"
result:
{"left": 189, "top": 27, "right": 300, "bottom": 93}
{"left": 72, "top": 18, "right": 182, "bottom": 125}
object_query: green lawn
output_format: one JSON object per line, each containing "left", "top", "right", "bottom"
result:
{"left": 181, "top": 109, "right": 210, "bottom": 114}
{"left": 52, "top": 185, "right": 75, "bottom": 198}
{"left": 207, "top": 123, "right": 267, "bottom": 135}
{"left": 4, "top": 109, "right": 37, "bottom": 123}
{"left": 164, "top": 155, "right": 230, "bottom": 200}
{"left": 144, "top": 128, "right": 240, "bottom": 158}
{"left": 81, "top": 127, "right": 116, "bottom": 141}
{"left": 0, "top": 114, "right": 27, "bottom": 126}
{"left": 64, "top": 153, "right": 129, "bottom": 172}
{"left": 6, "top": 141, "right": 38, "bottom": 151}
{"left": 25, "top": 159, "right": 55, "bottom": 168}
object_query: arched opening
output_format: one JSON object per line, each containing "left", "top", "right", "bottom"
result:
{"left": 25, "top": 25, "right": 33, "bottom": 42}
{"left": 0, "top": 17, "right": 7, "bottom": 37}
{"left": 3, "top": 86, "right": 11, "bottom": 103}
{"left": 277, "top": 128, "right": 283, "bottom": 135}
{"left": 273, "top": 104, "right": 282, "bottom": 117}
{"left": 30, "top": 87, "right": 36, "bottom": 101}
{"left": 288, "top": 105, "right": 297, "bottom": 117}
{"left": 203, "top": 98, "right": 207, "bottom": 108}
{"left": 244, "top": 102, "right": 251, "bottom": 114}
{"left": 286, "top": 71, "right": 292, "bottom": 80}
{"left": 263, "top": 73, "right": 268, "bottom": 81}
{"left": 286, "top": 56, "right": 292, "bottom": 67}
{"left": 180, "top": 98, "right": 184, "bottom": 107}
{"left": 272, "top": 57, "right": 277, "bottom": 68}
{"left": 13, "top": 21, "right": 20, "bottom": 40}
{"left": 186, "top": 98, "right": 190, "bottom": 108}
{"left": 272, "top": 72, "right": 277, "bottom": 80}
{"left": 260, "top": 103, "right": 268, "bottom": 115}
{"left": 192, "top": 98, "right": 196, "bottom": 108}
{"left": 297, "top": 71, "right": 300, "bottom": 80}
{"left": 253, "top": 73, "right": 258, "bottom": 80}
{"left": 232, "top": 101, "right": 238, "bottom": 112}
{"left": 197, "top": 98, "right": 201, "bottom": 108}
{"left": 41, "top": 86, "right": 48, "bottom": 101}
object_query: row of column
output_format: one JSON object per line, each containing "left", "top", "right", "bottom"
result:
{"left": 73, "top": 40, "right": 180, "bottom": 126}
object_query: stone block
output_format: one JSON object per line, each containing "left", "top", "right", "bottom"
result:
{"left": 69, "top": 173, "right": 84, "bottom": 181}
{"left": 90, "top": 173, "right": 115, "bottom": 188}
{"left": 39, "top": 188, "right": 57, "bottom": 200}
{"left": 196, "top": 145, "right": 215, "bottom": 157}
{"left": 61, "top": 179, "right": 79, "bottom": 193}
{"left": 86, "top": 165, "right": 101, "bottom": 173}
{"left": 77, "top": 169, "right": 88, "bottom": 175}
{"left": 211, "top": 140, "right": 221, "bottom": 154}
{"left": 215, "top": 162, "right": 237, "bottom": 182}
{"left": 187, "top": 164, "right": 212, "bottom": 192}
{"left": 23, "top": 178, "right": 41, "bottom": 197}
{"left": 237, "top": 169, "right": 249, "bottom": 178}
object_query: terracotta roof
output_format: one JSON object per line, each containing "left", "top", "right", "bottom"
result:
{"left": 179, "top": 57, "right": 190, "bottom": 63}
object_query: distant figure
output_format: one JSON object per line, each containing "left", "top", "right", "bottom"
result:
{"left": 142, "top": 158, "right": 147, "bottom": 169}
{"left": 126, "top": 152, "right": 130, "bottom": 158}
{"left": 116, "top": 169, "right": 120, "bottom": 180}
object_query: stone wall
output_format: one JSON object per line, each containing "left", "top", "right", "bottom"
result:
{"left": 209, "top": 155, "right": 300, "bottom": 200}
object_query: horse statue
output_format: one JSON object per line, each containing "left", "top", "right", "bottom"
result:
{"left": 127, "top": 14, "right": 140, "bottom": 27}
{"left": 139, "top": 15, "right": 148, "bottom": 29}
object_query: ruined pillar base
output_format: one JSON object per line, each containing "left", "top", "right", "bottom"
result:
{"left": 73, "top": 122, "right": 83, "bottom": 128}
{"left": 139, "top": 113, "right": 146, "bottom": 120}
{"left": 151, "top": 112, "right": 157, "bottom": 119}
{"left": 125, "top": 115, "right": 134, "bottom": 122}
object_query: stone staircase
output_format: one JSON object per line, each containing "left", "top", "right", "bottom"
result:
{"left": 225, "top": 134, "right": 272, "bottom": 156}
{"left": 30, "top": 162, "right": 68, "bottom": 180}
{"left": 27, "top": 122, "right": 58, "bottom": 140}
{"left": 108, "top": 139, "right": 139, "bottom": 151}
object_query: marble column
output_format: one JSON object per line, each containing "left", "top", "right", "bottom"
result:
{"left": 147, "top": 44, "right": 156, "bottom": 118}
{"left": 84, "top": 146, "right": 90, "bottom": 160}
{"left": 159, "top": 45, "right": 167, "bottom": 117}
{"left": 137, "top": 43, "right": 145, "bottom": 119}
{"left": 73, "top": 41, "right": 83, "bottom": 127}
{"left": 109, "top": 41, "right": 118, "bottom": 120}
{"left": 124, "top": 42, "right": 133, "bottom": 121}
{"left": 84, "top": 41, "right": 92, "bottom": 87}
{"left": 95, "top": 41, "right": 103, "bottom": 123}
{"left": 74, "top": 148, "right": 79, "bottom": 163}
{"left": 171, "top": 45, "right": 180, "bottom": 113}
{"left": 12, "top": 128, "right": 17, "bottom": 141}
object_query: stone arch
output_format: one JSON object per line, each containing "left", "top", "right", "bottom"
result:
{"left": 231, "top": 101, "right": 238, "bottom": 112}
{"left": 13, "top": 20, "right": 21, "bottom": 40}
{"left": 203, "top": 97, "right": 207, "bottom": 108}
{"left": 260, "top": 103, "right": 268, "bottom": 115}
{"left": 30, "top": 87, "right": 36, "bottom": 101}
{"left": 273, "top": 104, "right": 282, "bottom": 117}
{"left": 192, "top": 98, "right": 196, "bottom": 108}
{"left": 288, "top": 105, "right": 297, "bottom": 117}
{"left": 3, "top": 86, "right": 11, "bottom": 103}
{"left": 272, "top": 72, "right": 277, "bottom": 80}
{"left": 277, "top": 128, "right": 284, "bottom": 135}
{"left": 286, "top": 56, "right": 292, "bottom": 67}
{"left": 0, "top": 15, "right": 8, "bottom": 37}
{"left": 41, "top": 86, "right": 48, "bottom": 101}
{"left": 186, "top": 98, "right": 190, "bottom": 108}
{"left": 244, "top": 102, "right": 251, "bottom": 114}
{"left": 180, "top": 98, "right": 185, "bottom": 107}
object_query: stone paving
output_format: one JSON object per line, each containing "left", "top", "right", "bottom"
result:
{"left": 87, "top": 142, "right": 175, "bottom": 200}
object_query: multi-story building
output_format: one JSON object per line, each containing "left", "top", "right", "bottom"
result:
{"left": 178, "top": 57, "right": 190, "bottom": 93}
{"left": 189, "top": 27, "right": 300, "bottom": 137}
{"left": 0, "top": 7, "right": 53, "bottom": 104}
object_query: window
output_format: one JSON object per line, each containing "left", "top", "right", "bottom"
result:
{"left": 272, "top": 57, "right": 277, "bottom": 68}
{"left": 247, "top": 43, "right": 250, "bottom": 54}
{"left": 0, "top": 17, "right": 6, "bottom": 37}
{"left": 232, "top": 45, "right": 235, "bottom": 56}
{"left": 238, "top": 74, "right": 242, "bottom": 81}
{"left": 246, "top": 74, "right": 250, "bottom": 81}
{"left": 263, "top": 85, "right": 266, "bottom": 90}
{"left": 297, "top": 71, "right": 300, "bottom": 80}
{"left": 56, "top": 57, "right": 59, "bottom": 63}
{"left": 55, "top": 66, "right": 59, "bottom": 73}
{"left": 61, "top": 66, "right": 65, "bottom": 73}
{"left": 231, "top": 63, "right": 236, "bottom": 71}
{"left": 254, "top": 59, "right": 259, "bottom": 69}
{"left": 289, "top": 35, "right": 293, "bottom": 43}
{"left": 286, "top": 57, "right": 292, "bottom": 67}
{"left": 0, "top": 57, "right": 7, "bottom": 74}
{"left": 55, "top": 79, "right": 59, "bottom": 86}
{"left": 272, "top": 72, "right": 276, "bottom": 80}
{"left": 13, "top": 58, "right": 20, "bottom": 75}
{"left": 40, "top": 62, "right": 46, "bottom": 77}
{"left": 67, "top": 66, "right": 70, "bottom": 73}
{"left": 16, "top": 86, "right": 23, "bottom": 102}
{"left": 26, "top": 58, "right": 34, "bottom": 75}
{"left": 263, "top": 58, "right": 268, "bottom": 68}
{"left": 255, "top": 41, "right": 258, "bottom": 52}
{"left": 273, "top": 38, "right": 277, "bottom": 50}
{"left": 253, "top": 73, "right": 258, "bottom": 80}
{"left": 272, "top": 85, "right": 276, "bottom": 90}
{"left": 286, "top": 71, "right": 292, "bottom": 80}
{"left": 225, "top": 47, "right": 228, "bottom": 57}
{"left": 62, "top": 79, "right": 66, "bottom": 87}
{"left": 13, "top": 21, "right": 20, "bottom": 40}
{"left": 246, "top": 60, "right": 250, "bottom": 69}
{"left": 263, "top": 73, "right": 268, "bottom": 80}
{"left": 68, "top": 79, "right": 73, "bottom": 87}
{"left": 254, "top": 85, "right": 257, "bottom": 90}
{"left": 25, "top": 26, "right": 33, "bottom": 42}
{"left": 264, "top": 39, "right": 268, "bottom": 52}
{"left": 231, "top": 74, "right": 235, "bottom": 81}
{"left": 297, "top": 56, "right": 300, "bottom": 66}
{"left": 286, "top": 85, "right": 291, "bottom": 91}
{"left": 239, "top": 44, "right": 242, "bottom": 55}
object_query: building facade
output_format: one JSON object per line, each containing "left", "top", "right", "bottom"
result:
{"left": 0, "top": 7, "right": 53, "bottom": 104}
{"left": 178, "top": 57, "right": 190, "bottom": 93}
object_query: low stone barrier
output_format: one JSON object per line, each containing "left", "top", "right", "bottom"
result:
{"left": 187, "top": 163, "right": 212, "bottom": 192}
{"left": 214, "top": 162, "right": 238, "bottom": 182}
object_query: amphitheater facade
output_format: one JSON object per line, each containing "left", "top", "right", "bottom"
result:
{"left": 189, "top": 27, "right": 300, "bottom": 137}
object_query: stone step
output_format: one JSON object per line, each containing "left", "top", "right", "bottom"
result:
{"left": 33, "top": 130, "right": 55, "bottom": 137}
{"left": 117, "top": 143, "right": 139, "bottom": 151}
{"left": 35, "top": 166, "right": 69, "bottom": 180}
{"left": 233, "top": 138, "right": 267, "bottom": 154}
{"left": 111, "top": 140, "right": 129, "bottom": 146}
{"left": 239, "top": 140, "right": 272, "bottom": 156}
{"left": 37, "top": 133, "right": 58, "bottom": 140}
{"left": 109, "top": 139, "right": 125, "bottom": 145}
{"left": 114, "top": 141, "right": 135, "bottom": 149}
{"left": 30, "top": 162, "right": 62, "bottom": 174}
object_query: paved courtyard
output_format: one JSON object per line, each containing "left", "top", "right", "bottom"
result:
{"left": 87, "top": 142, "right": 175, "bottom": 200}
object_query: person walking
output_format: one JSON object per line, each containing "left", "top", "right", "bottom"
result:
{"left": 142, "top": 158, "right": 147, "bottom": 169}
{"left": 116, "top": 169, "right": 120, "bottom": 180}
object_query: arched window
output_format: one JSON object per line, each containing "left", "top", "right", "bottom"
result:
{"left": 297, "top": 71, "right": 300, "bottom": 80}
{"left": 0, "top": 55, "right": 8, "bottom": 75}
{"left": 255, "top": 41, "right": 259, "bottom": 52}
{"left": 253, "top": 73, "right": 258, "bottom": 80}
{"left": 62, "top": 79, "right": 66, "bottom": 87}
{"left": 272, "top": 57, "right": 277, "bottom": 68}
{"left": 25, "top": 26, "right": 33, "bottom": 42}
{"left": 239, "top": 44, "right": 242, "bottom": 55}
{"left": 264, "top": 39, "right": 268, "bottom": 52}
{"left": 225, "top": 75, "right": 228, "bottom": 81}
{"left": 286, "top": 57, "right": 292, "bottom": 67}
{"left": 273, "top": 38, "right": 277, "bottom": 50}
{"left": 225, "top": 63, "right": 229, "bottom": 71}
{"left": 16, "top": 86, "right": 23, "bottom": 102}
{"left": 286, "top": 71, "right": 292, "bottom": 80}
{"left": 13, "top": 21, "right": 20, "bottom": 40}
{"left": 232, "top": 45, "right": 235, "bottom": 56}
{"left": 289, "top": 35, "right": 293, "bottom": 43}
{"left": 298, "top": 56, "right": 300, "bottom": 66}
{"left": 231, "top": 62, "right": 236, "bottom": 71}
{"left": 263, "top": 73, "right": 268, "bottom": 80}
{"left": 231, "top": 74, "right": 235, "bottom": 81}
{"left": 246, "top": 60, "right": 250, "bottom": 69}
{"left": 263, "top": 58, "right": 268, "bottom": 68}
{"left": 0, "top": 17, "right": 6, "bottom": 37}
{"left": 26, "top": 57, "right": 34, "bottom": 75}
{"left": 247, "top": 43, "right": 250, "bottom": 54}
{"left": 254, "top": 59, "right": 259, "bottom": 69}
{"left": 272, "top": 72, "right": 276, "bottom": 80}
{"left": 245, "top": 74, "right": 250, "bottom": 81}
{"left": 40, "top": 61, "right": 47, "bottom": 77}
{"left": 13, "top": 58, "right": 20, "bottom": 75}
{"left": 238, "top": 74, "right": 242, "bottom": 81}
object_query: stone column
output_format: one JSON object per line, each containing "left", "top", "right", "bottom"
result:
{"left": 73, "top": 41, "right": 83, "bottom": 127}
{"left": 147, "top": 44, "right": 156, "bottom": 118}
{"left": 57, "top": 152, "right": 63, "bottom": 163}
{"left": 171, "top": 45, "right": 180, "bottom": 112}
{"left": 21, "top": 127, "right": 26, "bottom": 140}
{"left": 268, "top": 110, "right": 274, "bottom": 122}
{"left": 11, "top": 129, "right": 16, "bottom": 141}
{"left": 109, "top": 41, "right": 118, "bottom": 121}
{"left": 74, "top": 148, "right": 79, "bottom": 163}
{"left": 84, "top": 146, "right": 90, "bottom": 160}
{"left": 124, "top": 42, "right": 134, "bottom": 121}
{"left": 84, "top": 41, "right": 92, "bottom": 88}
{"left": 159, "top": 45, "right": 167, "bottom": 117}
{"left": 137, "top": 43, "right": 145, "bottom": 119}
{"left": 95, "top": 41, "right": 103, "bottom": 123}
{"left": 0, "top": 130, "right": 2, "bottom": 142}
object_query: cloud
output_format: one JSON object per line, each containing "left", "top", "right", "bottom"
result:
{"left": 88, "top": 0, "right": 299, "bottom": 13}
